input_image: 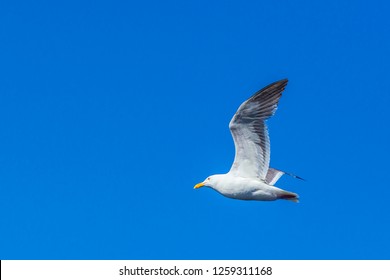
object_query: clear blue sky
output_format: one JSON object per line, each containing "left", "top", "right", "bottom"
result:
{"left": 1, "top": 0, "right": 389, "bottom": 260}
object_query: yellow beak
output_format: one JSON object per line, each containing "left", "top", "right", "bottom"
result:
{"left": 194, "top": 182, "right": 205, "bottom": 189}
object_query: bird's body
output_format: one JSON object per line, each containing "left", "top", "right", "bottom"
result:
{"left": 194, "top": 79, "right": 302, "bottom": 202}
{"left": 203, "top": 174, "right": 298, "bottom": 202}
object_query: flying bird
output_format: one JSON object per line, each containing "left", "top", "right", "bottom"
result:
{"left": 194, "top": 79, "right": 303, "bottom": 202}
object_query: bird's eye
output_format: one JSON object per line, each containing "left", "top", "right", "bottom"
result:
{"left": 207, "top": 178, "right": 210, "bottom": 181}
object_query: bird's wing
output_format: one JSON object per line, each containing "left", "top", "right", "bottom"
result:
{"left": 265, "top": 167, "right": 306, "bottom": 185}
{"left": 228, "top": 79, "right": 287, "bottom": 179}
{"left": 265, "top": 168, "right": 285, "bottom": 185}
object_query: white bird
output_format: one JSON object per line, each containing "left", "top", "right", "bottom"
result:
{"left": 194, "top": 79, "right": 303, "bottom": 202}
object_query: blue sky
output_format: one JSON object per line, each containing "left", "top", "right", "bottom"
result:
{"left": 1, "top": 0, "right": 389, "bottom": 259}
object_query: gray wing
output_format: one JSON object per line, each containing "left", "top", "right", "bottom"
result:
{"left": 265, "top": 167, "right": 305, "bottom": 185}
{"left": 265, "top": 168, "right": 285, "bottom": 185}
{"left": 228, "top": 79, "right": 287, "bottom": 179}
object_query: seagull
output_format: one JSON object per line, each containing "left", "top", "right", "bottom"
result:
{"left": 194, "top": 79, "right": 303, "bottom": 202}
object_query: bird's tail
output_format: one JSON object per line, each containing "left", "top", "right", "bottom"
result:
{"left": 278, "top": 190, "right": 299, "bottom": 203}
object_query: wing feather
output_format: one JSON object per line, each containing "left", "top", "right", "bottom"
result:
{"left": 265, "top": 167, "right": 306, "bottom": 185}
{"left": 265, "top": 168, "right": 285, "bottom": 185}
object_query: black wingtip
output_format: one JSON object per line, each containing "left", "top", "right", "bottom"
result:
{"left": 250, "top": 78, "right": 289, "bottom": 101}
{"left": 264, "top": 78, "right": 288, "bottom": 88}
{"left": 285, "top": 171, "right": 306, "bottom": 182}
{"left": 264, "top": 78, "right": 288, "bottom": 92}
{"left": 277, "top": 78, "right": 288, "bottom": 84}
{"left": 295, "top": 175, "right": 306, "bottom": 182}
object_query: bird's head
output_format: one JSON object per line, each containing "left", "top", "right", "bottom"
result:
{"left": 194, "top": 175, "right": 220, "bottom": 189}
